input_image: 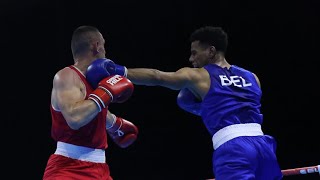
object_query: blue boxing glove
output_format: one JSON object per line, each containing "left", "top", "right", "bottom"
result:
{"left": 113, "top": 63, "right": 127, "bottom": 77}
{"left": 86, "top": 58, "right": 115, "bottom": 89}
{"left": 86, "top": 58, "right": 128, "bottom": 89}
{"left": 177, "top": 88, "right": 202, "bottom": 116}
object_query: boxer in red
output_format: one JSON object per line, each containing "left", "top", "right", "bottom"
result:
{"left": 43, "top": 25, "right": 138, "bottom": 180}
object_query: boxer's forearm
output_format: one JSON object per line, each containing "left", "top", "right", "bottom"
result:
{"left": 127, "top": 68, "right": 188, "bottom": 90}
{"left": 127, "top": 68, "right": 163, "bottom": 86}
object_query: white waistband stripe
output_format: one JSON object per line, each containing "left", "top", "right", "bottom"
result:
{"left": 54, "top": 141, "right": 106, "bottom": 163}
{"left": 212, "top": 123, "right": 264, "bottom": 150}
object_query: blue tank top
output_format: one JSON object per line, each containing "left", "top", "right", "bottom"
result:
{"left": 201, "top": 64, "right": 263, "bottom": 136}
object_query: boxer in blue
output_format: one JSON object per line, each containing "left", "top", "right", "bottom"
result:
{"left": 87, "top": 26, "right": 283, "bottom": 179}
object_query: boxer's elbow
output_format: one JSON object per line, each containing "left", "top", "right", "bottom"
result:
{"left": 64, "top": 111, "right": 89, "bottom": 130}
{"left": 152, "top": 69, "right": 164, "bottom": 84}
{"left": 143, "top": 69, "right": 165, "bottom": 86}
{"left": 65, "top": 117, "right": 82, "bottom": 130}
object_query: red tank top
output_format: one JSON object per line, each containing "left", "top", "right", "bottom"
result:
{"left": 50, "top": 65, "right": 108, "bottom": 149}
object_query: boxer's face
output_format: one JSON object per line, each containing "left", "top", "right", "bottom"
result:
{"left": 189, "top": 41, "right": 211, "bottom": 68}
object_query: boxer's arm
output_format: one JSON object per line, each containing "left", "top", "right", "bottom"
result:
{"left": 127, "top": 67, "right": 200, "bottom": 90}
{"left": 106, "top": 110, "right": 115, "bottom": 128}
{"left": 53, "top": 68, "right": 100, "bottom": 130}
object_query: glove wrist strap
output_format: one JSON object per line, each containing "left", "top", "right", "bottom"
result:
{"left": 106, "top": 114, "right": 117, "bottom": 129}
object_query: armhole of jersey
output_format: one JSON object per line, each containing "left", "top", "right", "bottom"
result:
{"left": 201, "top": 67, "right": 212, "bottom": 100}
{"left": 251, "top": 73, "right": 261, "bottom": 89}
{"left": 51, "top": 103, "right": 60, "bottom": 112}
{"left": 68, "top": 66, "right": 88, "bottom": 99}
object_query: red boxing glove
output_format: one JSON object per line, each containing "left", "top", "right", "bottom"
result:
{"left": 107, "top": 116, "right": 138, "bottom": 148}
{"left": 89, "top": 75, "right": 134, "bottom": 112}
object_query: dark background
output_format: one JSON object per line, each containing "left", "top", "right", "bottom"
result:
{"left": 2, "top": 0, "right": 320, "bottom": 179}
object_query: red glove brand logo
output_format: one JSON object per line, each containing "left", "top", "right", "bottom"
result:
{"left": 106, "top": 75, "right": 123, "bottom": 86}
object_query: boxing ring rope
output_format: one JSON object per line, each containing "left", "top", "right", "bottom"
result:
{"left": 207, "top": 165, "right": 320, "bottom": 179}
{"left": 281, "top": 165, "right": 319, "bottom": 176}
